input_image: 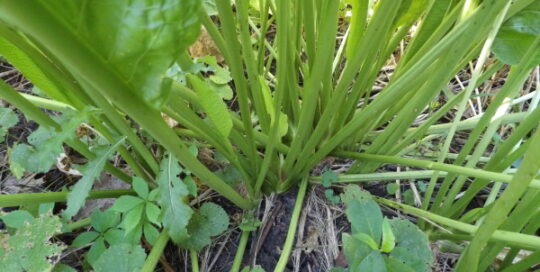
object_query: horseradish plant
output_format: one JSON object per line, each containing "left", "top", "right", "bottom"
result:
{"left": 0, "top": 0, "right": 539, "bottom": 271}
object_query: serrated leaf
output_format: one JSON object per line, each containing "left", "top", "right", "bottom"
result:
{"left": 0, "top": 107, "right": 18, "bottom": 142}
{"left": 0, "top": 214, "right": 65, "bottom": 272}
{"left": 111, "top": 196, "right": 145, "bottom": 213}
{"left": 211, "top": 82, "right": 233, "bottom": 100}
{"left": 92, "top": 244, "right": 146, "bottom": 272}
{"left": 132, "top": 177, "right": 149, "bottom": 199}
{"left": 156, "top": 154, "right": 193, "bottom": 243}
{"left": 9, "top": 111, "right": 87, "bottom": 176}
{"left": 123, "top": 224, "right": 143, "bottom": 245}
{"left": 38, "top": 0, "right": 201, "bottom": 108}
{"left": 341, "top": 185, "right": 372, "bottom": 204}
{"left": 123, "top": 204, "right": 144, "bottom": 233}
{"left": 64, "top": 138, "right": 125, "bottom": 219}
{"left": 145, "top": 202, "right": 161, "bottom": 226}
{"left": 346, "top": 199, "right": 383, "bottom": 245}
{"left": 0, "top": 210, "right": 34, "bottom": 229}
{"left": 148, "top": 189, "right": 160, "bottom": 202}
{"left": 389, "top": 219, "right": 433, "bottom": 272}
{"left": 91, "top": 209, "right": 121, "bottom": 233}
{"left": 71, "top": 231, "right": 100, "bottom": 247}
{"left": 181, "top": 202, "right": 229, "bottom": 251}
{"left": 87, "top": 237, "right": 107, "bottom": 266}
{"left": 322, "top": 170, "right": 339, "bottom": 187}
{"left": 380, "top": 218, "right": 396, "bottom": 253}
{"left": 188, "top": 74, "right": 233, "bottom": 137}
{"left": 104, "top": 229, "right": 126, "bottom": 245}
{"left": 143, "top": 223, "right": 159, "bottom": 245}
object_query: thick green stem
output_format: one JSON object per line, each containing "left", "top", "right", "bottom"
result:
{"left": 312, "top": 170, "right": 446, "bottom": 183}
{"left": 0, "top": 189, "right": 134, "bottom": 207}
{"left": 274, "top": 177, "right": 308, "bottom": 272}
{"left": 140, "top": 231, "right": 169, "bottom": 272}
{"left": 190, "top": 250, "right": 199, "bottom": 272}
{"left": 375, "top": 197, "right": 540, "bottom": 250}
{"left": 231, "top": 230, "right": 250, "bottom": 272}
{"left": 336, "top": 152, "right": 540, "bottom": 189}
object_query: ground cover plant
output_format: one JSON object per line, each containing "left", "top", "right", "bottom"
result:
{"left": 0, "top": 0, "right": 539, "bottom": 271}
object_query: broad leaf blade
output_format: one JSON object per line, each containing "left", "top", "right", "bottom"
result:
{"left": 188, "top": 74, "right": 233, "bottom": 137}
{"left": 389, "top": 219, "right": 433, "bottom": 272}
{"left": 357, "top": 250, "right": 387, "bottom": 272}
{"left": 38, "top": 0, "right": 201, "bottom": 107}
{"left": 64, "top": 138, "right": 125, "bottom": 219}
{"left": 156, "top": 153, "right": 193, "bottom": 243}
{"left": 92, "top": 244, "right": 146, "bottom": 272}
{"left": 181, "top": 202, "right": 229, "bottom": 251}
{"left": 492, "top": 2, "right": 540, "bottom": 66}
{"left": 0, "top": 214, "right": 65, "bottom": 272}
{"left": 345, "top": 199, "right": 383, "bottom": 245}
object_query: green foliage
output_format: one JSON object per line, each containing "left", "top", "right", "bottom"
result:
{"left": 70, "top": 209, "right": 125, "bottom": 266}
{"left": 9, "top": 110, "right": 87, "bottom": 178}
{"left": 239, "top": 212, "right": 262, "bottom": 232}
{"left": 181, "top": 202, "right": 229, "bottom": 251}
{"left": 156, "top": 153, "right": 193, "bottom": 243}
{"left": 492, "top": 0, "right": 540, "bottom": 66}
{"left": 36, "top": 0, "right": 201, "bottom": 108}
{"left": 92, "top": 244, "right": 146, "bottom": 272}
{"left": 111, "top": 177, "right": 162, "bottom": 245}
{"left": 64, "top": 137, "right": 126, "bottom": 219}
{"left": 0, "top": 213, "right": 65, "bottom": 272}
{"left": 0, "top": 106, "right": 17, "bottom": 142}
{"left": 0, "top": 0, "right": 539, "bottom": 270}
{"left": 321, "top": 170, "right": 339, "bottom": 187}
{"left": 188, "top": 74, "right": 233, "bottom": 137}
{"left": 0, "top": 210, "right": 34, "bottom": 229}
{"left": 339, "top": 186, "right": 433, "bottom": 272}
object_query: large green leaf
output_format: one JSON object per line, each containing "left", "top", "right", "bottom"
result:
{"left": 180, "top": 202, "right": 229, "bottom": 251}
{"left": 0, "top": 214, "right": 65, "bottom": 272}
{"left": 492, "top": 1, "right": 540, "bottom": 66}
{"left": 345, "top": 199, "right": 383, "bottom": 245}
{"left": 156, "top": 153, "right": 193, "bottom": 243}
{"left": 92, "top": 244, "right": 146, "bottom": 272}
{"left": 35, "top": 0, "right": 201, "bottom": 107}
{"left": 357, "top": 250, "right": 387, "bottom": 272}
{"left": 63, "top": 138, "right": 125, "bottom": 219}
{"left": 342, "top": 233, "right": 372, "bottom": 268}
{"left": 389, "top": 219, "right": 433, "bottom": 272}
